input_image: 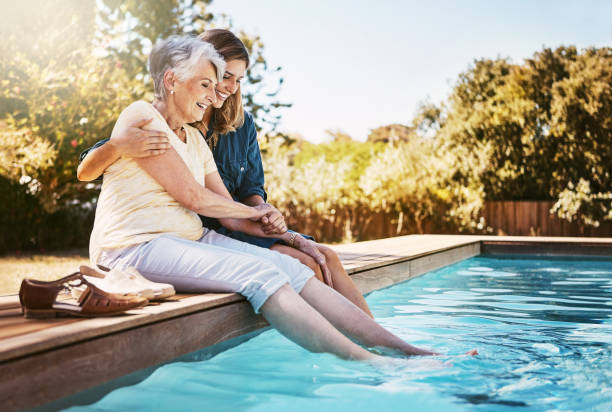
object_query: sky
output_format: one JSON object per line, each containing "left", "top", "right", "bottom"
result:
{"left": 208, "top": 0, "right": 612, "bottom": 143}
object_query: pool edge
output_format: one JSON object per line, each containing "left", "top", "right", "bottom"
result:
{"left": 2, "top": 235, "right": 611, "bottom": 411}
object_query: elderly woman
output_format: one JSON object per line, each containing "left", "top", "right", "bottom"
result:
{"left": 78, "top": 29, "right": 373, "bottom": 317}
{"left": 91, "top": 34, "right": 441, "bottom": 361}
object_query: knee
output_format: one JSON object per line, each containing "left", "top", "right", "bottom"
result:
{"left": 296, "top": 254, "right": 323, "bottom": 280}
{"left": 319, "top": 245, "right": 340, "bottom": 264}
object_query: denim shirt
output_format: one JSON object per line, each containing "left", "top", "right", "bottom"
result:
{"left": 79, "top": 110, "right": 267, "bottom": 229}
{"left": 207, "top": 110, "right": 267, "bottom": 203}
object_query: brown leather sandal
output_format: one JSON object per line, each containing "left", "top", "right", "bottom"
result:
{"left": 19, "top": 270, "right": 149, "bottom": 319}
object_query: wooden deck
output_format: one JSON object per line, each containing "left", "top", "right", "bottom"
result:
{"left": 1, "top": 235, "right": 611, "bottom": 411}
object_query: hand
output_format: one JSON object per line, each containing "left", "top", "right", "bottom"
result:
{"left": 249, "top": 203, "right": 274, "bottom": 225}
{"left": 251, "top": 204, "right": 287, "bottom": 234}
{"left": 293, "top": 236, "right": 333, "bottom": 288}
{"left": 260, "top": 204, "right": 287, "bottom": 235}
{"left": 109, "top": 118, "right": 170, "bottom": 158}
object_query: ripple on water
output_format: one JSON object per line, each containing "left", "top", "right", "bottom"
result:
{"left": 456, "top": 270, "right": 518, "bottom": 278}
{"left": 552, "top": 280, "right": 596, "bottom": 285}
{"left": 532, "top": 343, "right": 560, "bottom": 354}
{"left": 68, "top": 255, "right": 612, "bottom": 412}
{"left": 470, "top": 288, "right": 514, "bottom": 293}
{"left": 467, "top": 266, "right": 494, "bottom": 272}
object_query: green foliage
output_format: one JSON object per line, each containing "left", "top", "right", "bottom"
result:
{"left": 359, "top": 138, "right": 490, "bottom": 233}
{"left": 261, "top": 45, "right": 611, "bottom": 239}
{"left": 0, "top": 0, "right": 134, "bottom": 211}
{"left": 98, "top": 0, "right": 290, "bottom": 132}
{"left": 367, "top": 124, "right": 413, "bottom": 143}
{"left": 551, "top": 179, "right": 612, "bottom": 227}
{"left": 325, "top": 129, "right": 353, "bottom": 142}
{"left": 262, "top": 133, "right": 489, "bottom": 240}
{"left": 293, "top": 139, "right": 387, "bottom": 185}
{"left": 1, "top": 2, "right": 609, "bottom": 251}
{"left": 0, "top": 0, "right": 290, "bottom": 251}
{"left": 0, "top": 126, "right": 56, "bottom": 182}
{"left": 436, "top": 46, "right": 611, "bottom": 226}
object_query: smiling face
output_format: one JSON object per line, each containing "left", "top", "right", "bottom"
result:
{"left": 171, "top": 58, "right": 219, "bottom": 124}
{"left": 212, "top": 59, "right": 247, "bottom": 109}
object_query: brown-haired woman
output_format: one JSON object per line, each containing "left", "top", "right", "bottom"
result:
{"left": 77, "top": 29, "right": 373, "bottom": 317}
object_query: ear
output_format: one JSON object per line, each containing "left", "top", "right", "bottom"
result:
{"left": 162, "top": 70, "right": 177, "bottom": 95}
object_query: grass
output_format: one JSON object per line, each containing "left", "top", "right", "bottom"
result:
{"left": 0, "top": 250, "right": 89, "bottom": 295}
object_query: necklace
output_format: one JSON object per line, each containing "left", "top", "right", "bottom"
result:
{"left": 172, "top": 125, "right": 186, "bottom": 142}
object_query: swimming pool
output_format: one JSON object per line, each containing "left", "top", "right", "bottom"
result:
{"left": 65, "top": 255, "right": 612, "bottom": 411}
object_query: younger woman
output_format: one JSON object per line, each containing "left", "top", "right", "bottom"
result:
{"left": 78, "top": 29, "right": 372, "bottom": 317}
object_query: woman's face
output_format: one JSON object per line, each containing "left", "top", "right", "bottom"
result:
{"left": 172, "top": 58, "right": 218, "bottom": 123}
{"left": 212, "top": 59, "right": 247, "bottom": 109}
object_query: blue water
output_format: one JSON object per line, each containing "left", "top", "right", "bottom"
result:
{"left": 67, "top": 256, "right": 612, "bottom": 411}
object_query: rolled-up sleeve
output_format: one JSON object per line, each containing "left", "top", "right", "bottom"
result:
{"left": 79, "top": 138, "right": 109, "bottom": 164}
{"left": 237, "top": 114, "right": 267, "bottom": 202}
{"left": 78, "top": 138, "right": 110, "bottom": 182}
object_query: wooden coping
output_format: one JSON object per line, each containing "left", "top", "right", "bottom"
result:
{"left": 1, "top": 235, "right": 611, "bottom": 411}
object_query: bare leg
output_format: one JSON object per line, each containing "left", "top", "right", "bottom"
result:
{"left": 271, "top": 244, "right": 323, "bottom": 278}
{"left": 271, "top": 244, "right": 373, "bottom": 317}
{"left": 317, "top": 245, "right": 374, "bottom": 318}
{"left": 299, "top": 278, "right": 438, "bottom": 356}
{"left": 260, "top": 284, "right": 380, "bottom": 361}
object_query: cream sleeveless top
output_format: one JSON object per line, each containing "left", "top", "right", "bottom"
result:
{"left": 89, "top": 101, "right": 217, "bottom": 263}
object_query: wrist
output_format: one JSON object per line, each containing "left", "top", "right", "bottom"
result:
{"left": 243, "top": 195, "right": 265, "bottom": 207}
{"left": 286, "top": 232, "right": 297, "bottom": 247}
{"left": 249, "top": 205, "right": 261, "bottom": 218}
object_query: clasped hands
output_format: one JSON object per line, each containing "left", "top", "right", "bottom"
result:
{"left": 250, "top": 203, "right": 334, "bottom": 287}
{"left": 251, "top": 203, "right": 287, "bottom": 235}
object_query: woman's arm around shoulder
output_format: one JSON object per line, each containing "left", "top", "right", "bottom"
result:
{"left": 130, "top": 109, "right": 265, "bottom": 221}
{"left": 77, "top": 102, "right": 170, "bottom": 181}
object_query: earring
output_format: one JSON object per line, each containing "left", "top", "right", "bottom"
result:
{"left": 170, "top": 90, "right": 175, "bottom": 95}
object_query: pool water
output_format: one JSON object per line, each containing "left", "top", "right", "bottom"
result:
{"left": 67, "top": 255, "right": 612, "bottom": 411}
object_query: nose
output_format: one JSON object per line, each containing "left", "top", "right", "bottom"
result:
{"left": 228, "top": 80, "right": 239, "bottom": 94}
{"left": 206, "top": 87, "right": 217, "bottom": 105}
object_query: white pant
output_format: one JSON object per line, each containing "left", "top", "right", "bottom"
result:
{"left": 97, "top": 230, "right": 314, "bottom": 313}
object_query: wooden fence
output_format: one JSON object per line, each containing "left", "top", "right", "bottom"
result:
{"left": 289, "top": 201, "right": 612, "bottom": 243}
{"left": 482, "top": 201, "right": 612, "bottom": 237}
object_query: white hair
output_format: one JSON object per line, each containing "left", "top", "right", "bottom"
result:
{"left": 149, "top": 35, "right": 226, "bottom": 100}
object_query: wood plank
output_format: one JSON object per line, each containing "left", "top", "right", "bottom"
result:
{"left": 537, "top": 201, "right": 549, "bottom": 236}
{"left": 0, "top": 301, "right": 268, "bottom": 411}
{"left": 0, "top": 292, "right": 244, "bottom": 363}
{"left": 500, "top": 202, "right": 508, "bottom": 234}
{"left": 0, "top": 234, "right": 611, "bottom": 411}
{"left": 491, "top": 202, "right": 502, "bottom": 234}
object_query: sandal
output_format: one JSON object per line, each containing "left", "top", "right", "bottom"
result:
{"left": 19, "top": 269, "right": 149, "bottom": 319}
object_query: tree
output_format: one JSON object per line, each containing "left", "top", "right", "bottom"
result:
{"left": 0, "top": 0, "right": 134, "bottom": 211}
{"left": 0, "top": 0, "right": 291, "bottom": 251}
{"left": 411, "top": 101, "right": 443, "bottom": 138}
{"left": 98, "top": 0, "right": 290, "bottom": 132}
{"left": 367, "top": 124, "right": 413, "bottom": 143}
{"left": 325, "top": 129, "right": 353, "bottom": 142}
{"left": 437, "top": 46, "right": 611, "bottom": 226}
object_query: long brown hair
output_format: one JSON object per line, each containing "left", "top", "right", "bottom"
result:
{"left": 196, "top": 29, "right": 249, "bottom": 148}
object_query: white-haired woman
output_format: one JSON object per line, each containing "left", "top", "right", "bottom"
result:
{"left": 92, "top": 35, "right": 453, "bottom": 361}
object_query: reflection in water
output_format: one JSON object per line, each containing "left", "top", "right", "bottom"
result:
{"left": 66, "top": 255, "right": 612, "bottom": 412}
